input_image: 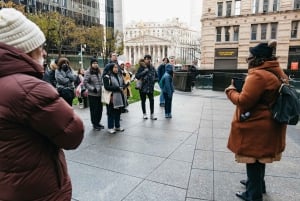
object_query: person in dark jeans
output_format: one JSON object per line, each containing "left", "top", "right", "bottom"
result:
{"left": 159, "top": 63, "right": 174, "bottom": 118}
{"left": 135, "top": 55, "right": 158, "bottom": 120}
{"left": 157, "top": 57, "right": 169, "bottom": 107}
{"left": 103, "top": 63, "right": 128, "bottom": 134}
{"left": 83, "top": 58, "right": 104, "bottom": 131}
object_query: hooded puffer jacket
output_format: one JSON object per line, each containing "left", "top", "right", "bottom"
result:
{"left": 0, "top": 42, "right": 84, "bottom": 201}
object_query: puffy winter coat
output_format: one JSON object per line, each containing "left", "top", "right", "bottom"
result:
{"left": 226, "top": 61, "right": 287, "bottom": 161}
{"left": 0, "top": 42, "right": 84, "bottom": 200}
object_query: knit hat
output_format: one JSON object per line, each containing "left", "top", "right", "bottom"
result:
{"left": 0, "top": 8, "right": 46, "bottom": 53}
{"left": 90, "top": 58, "right": 98, "bottom": 65}
{"left": 250, "top": 40, "right": 277, "bottom": 58}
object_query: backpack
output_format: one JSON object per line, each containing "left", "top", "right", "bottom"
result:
{"left": 268, "top": 70, "right": 300, "bottom": 125}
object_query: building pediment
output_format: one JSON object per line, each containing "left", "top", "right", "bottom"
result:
{"left": 125, "top": 35, "right": 170, "bottom": 45}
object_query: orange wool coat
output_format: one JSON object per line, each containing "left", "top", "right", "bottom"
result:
{"left": 226, "top": 61, "right": 287, "bottom": 161}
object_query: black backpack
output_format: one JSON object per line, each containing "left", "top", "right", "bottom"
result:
{"left": 268, "top": 70, "right": 300, "bottom": 125}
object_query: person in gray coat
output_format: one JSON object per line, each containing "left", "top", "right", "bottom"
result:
{"left": 84, "top": 58, "right": 104, "bottom": 130}
{"left": 55, "top": 57, "right": 77, "bottom": 106}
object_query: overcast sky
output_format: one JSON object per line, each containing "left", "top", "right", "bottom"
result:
{"left": 123, "top": 0, "right": 192, "bottom": 25}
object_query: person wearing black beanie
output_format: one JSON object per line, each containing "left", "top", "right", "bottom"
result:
{"left": 83, "top": 57, "right": 105, "bottom": 131}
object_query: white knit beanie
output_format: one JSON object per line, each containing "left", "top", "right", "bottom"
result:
{"left": 0, "top": 8, "right": 46, "bottom": 53}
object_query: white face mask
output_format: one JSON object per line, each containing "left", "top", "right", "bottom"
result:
{"left": 37, "top": 57, "right": 44, "bottom": 66}
{"left": 28, "top": 47, "right": 46, "bottom": 67}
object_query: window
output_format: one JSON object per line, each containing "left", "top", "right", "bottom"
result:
{"left": 273, "top": 0, "right": 279, "bottom": 11}
{"left": 234, "top": 0, "right": 241, "bottom": 15}
{"left": 291, "top": 21, "right": 299, "bottom": 38}
{"left": 271, "top": 23, "right": 278, "bottom": 39}
{"left": 295, "top": 0, "right": 300, "bottom": 9}
{"left": 217, "top": 2, "right": 223, "bottom": 16}
{"left": 263, "top": 0, "right": 269, "bottom": 12}
{"left": 233, "top": 26, "right": 239, "bottom": 41}
{"left": 252, "top": 0, "right": 259, "bottom": 13}
{"left": 261, "top": 23, "right": 267, "bottom": 40}
{"left": 251, "top": 24, "right": 258, "bottom": 40}
{"left": 226, "top": 1, "right": 232, "bottom": 16}
{"left": 225, "top": 26, "right": 230, "bottom": 41}
{"left": 216, "top": 27, "right": 222, "bottom": 42}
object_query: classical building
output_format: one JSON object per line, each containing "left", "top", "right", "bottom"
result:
{"left": 201, "top": 0, "right": 300, "bottom": 70}
{"left": 124, "top": 18, "right": 200, "bottom": 66}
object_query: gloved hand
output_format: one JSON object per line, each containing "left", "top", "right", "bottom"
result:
{"left": 93, "top": 88, "right": 97, "bottom": 93}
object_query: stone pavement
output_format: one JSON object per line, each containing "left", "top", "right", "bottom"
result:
{"left": 67, "top": 89, "right": 300, "bottom": 201}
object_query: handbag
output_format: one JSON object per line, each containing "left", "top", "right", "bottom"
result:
{"left": 101, "top": 86, "right": 112, "bottom": 104}
{"left": 135, "top": 79, "right": 142, "bottom": 90}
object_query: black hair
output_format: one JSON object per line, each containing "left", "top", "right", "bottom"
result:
{"left": 144, "top": 54, "right": 152, "bottom": 60}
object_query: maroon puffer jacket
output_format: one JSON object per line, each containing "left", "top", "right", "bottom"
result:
{"left": 0, "top": 42, "right": 84, "bottom": 200}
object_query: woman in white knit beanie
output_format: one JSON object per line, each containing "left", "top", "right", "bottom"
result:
{"left": 0, "top": 8, "right": 84, "bottom": 201}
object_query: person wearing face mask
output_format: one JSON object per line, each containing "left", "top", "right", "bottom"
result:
{"left": 0, "top": 8, "right": 84, "bottom": 200}
{"left": 103, "top": 63, "right": 128, "bottom": 134}
{"left": 84, "top": 58, "right": 105, "bottom": 131}
{"left": 55, "top": 57, "right": 77, "bottom": 106}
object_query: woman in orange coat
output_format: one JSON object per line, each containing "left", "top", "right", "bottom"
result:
{"left": 225, "top": 41, "right": 287, "bottom": 201}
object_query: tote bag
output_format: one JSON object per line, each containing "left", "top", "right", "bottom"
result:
{"left": 101, "top": 86, "right": 112, "bottom": 104}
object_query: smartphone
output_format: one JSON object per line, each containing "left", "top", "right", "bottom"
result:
{"left": 232, "top": 77, "right": 245, "bottom": 92}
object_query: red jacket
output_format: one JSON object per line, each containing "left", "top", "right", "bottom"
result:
{"left": 226, "top": 61, "right": 287, "bottom": 159}
{"left": 0, "top": 42, "right": 84, "bottom": 200}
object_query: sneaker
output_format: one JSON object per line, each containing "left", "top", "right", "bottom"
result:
{"left": 160, "top": 103, "right": 165, "bottom": 107}
{"left": 93, "top": 125, "right": 101, "bottom": 131}
{"left": 143, "top": 114, "right": 148, "bottom": 119}
{"left": 98, "top": 124, "right": 105, "bottom": 129}
{"left": 115, "top": 127, "right": 125, "bottom": 132}
{"left": 150, "top": 114, "right": 157, "bottom": 120}
{"left": 108, "top": 129, "right": 116, "bottom": 134}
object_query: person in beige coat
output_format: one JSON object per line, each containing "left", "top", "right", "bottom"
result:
{"left": 225, "top": 41, "right": 287, "bottom": 201}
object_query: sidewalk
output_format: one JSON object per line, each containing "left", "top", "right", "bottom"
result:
{"left": 67, "top": 89, "right": 300, "bottom": 201}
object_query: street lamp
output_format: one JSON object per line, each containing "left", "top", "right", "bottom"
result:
{"left": 79, "top": 44, "right": 86, "bottom": 69}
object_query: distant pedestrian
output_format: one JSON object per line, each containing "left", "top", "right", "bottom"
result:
{"left": 103, "top": 63, "right": 128, "bottom": 134}
{"left": 83, "top": 58, "right": 105, "bottom": 131}
{"left": 159, "top": 63, "right": 174, "bottom": 118}
{"left": 135, "top": 55, "right": 158, "bottom": 120}
{"left": 103, "top": 52, "right": 120, "bottom": 77}
{"left": 157, "top": 57, "right": 169, "bottom": 107}
{"left": 225, "top": 40, "right": 287, "bottom": 201}
{"left": 55, "top": 57, "right": 77, "bottom": 106}
{"left": 75, "top": 68, "right": 88, "bottom": 108}
{"left": 0, "top": 8, "right": 84, "bottom": 200}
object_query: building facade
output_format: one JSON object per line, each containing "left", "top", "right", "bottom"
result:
{"left": 201, "top": 0, "right": 300, "bottom": 70}
{"left": 124, "top": 18, "right": 200, "bottom": 66}
{"left": 13, "top": 0, "right": 101, "bottom": 26}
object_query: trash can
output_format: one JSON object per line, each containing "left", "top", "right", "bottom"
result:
{"left": 173, "top": 71, "right": 192, "bottom": 92}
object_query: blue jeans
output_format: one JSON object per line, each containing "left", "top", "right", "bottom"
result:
{"left": 159, "top": 90, "right": 165, "bottom": 104}
{"left": 107, "top": 104, "right": 121, "bottom": 129}
{"left": 163, "top": 92, "right": 172, "bottom": 115}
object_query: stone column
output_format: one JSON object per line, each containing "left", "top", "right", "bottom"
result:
{"left": 129, "top": 46, "right": 132, "bottom": 65}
